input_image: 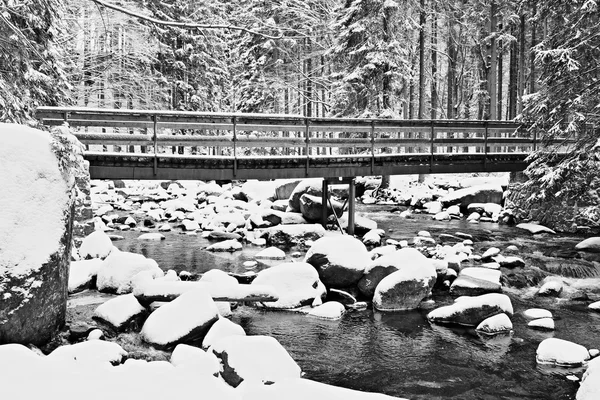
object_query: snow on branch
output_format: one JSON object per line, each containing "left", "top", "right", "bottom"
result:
{"left": 88, "top": 0, "right": 282, "bottom": 40}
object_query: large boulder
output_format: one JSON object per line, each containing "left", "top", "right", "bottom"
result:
{"left": 299, "top": 194, "right": 343, "bottom": 222}
{"left": 439, "top": 184, "right": 504, "bottom": 209}
{"left": 449, "top": 267, "right": 502, "bottom": 296}
{"left": 274, "top": 179, "right": 302, "bottom": 200}
{"left": 48, "top": 340, "right": 127, "bottom": 365}
{"left": 372, "top": 254, "right": 437, "bottom": 311}
{"left": 68, "top": 258, "right": 102, "bottom": 294}
{"left": 251, "top": 262, "right": 326, "bottom": 309}
{"left": 578, "top": 357, "right": 600, "bottom": 400}
{"left": 427, "top": 293, "right": 513, "bottom": 326}
{"left": 575, "top": 237, "right": 600, "bottom": 253}
{"left": 536, "top": 338, "right": 590, "bottom": 367}
{"left": 202, "top": 318, "right": 246, "bottom": 350}
{"left": 265, "top": 224, "right": 326, "bottom": 247}
{"left": 0, "top": 124, "right": 83, "bottom": 345}
{"left": 239, "top": 180, "right": 277, "bottom": 202}
{"left": 141, "top": 289, "right": 219, "bottom": 349}
{"left": 79, "top": 230, "right": 113, "bottom": 259}
{"left": 288, "top": 178, "right": 323, "bottom": 212}
{"left": 358, "top": 248, "right": 427, "bottom": 298}
{"left": 96, "top": 248, "right": 163, "bottom": 294}
{"left": 210, "top": 335, "right": 302, "bottom": 387}
{"left": 170, "top": 344, "right": 221, "bottom": 377}
{"left": 304, "top": 236, "right": 370, "bottom": 288}
{"left": 93, "top": 293, "right": 148, "bottom": 332}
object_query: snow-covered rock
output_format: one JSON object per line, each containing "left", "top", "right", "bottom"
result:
{"left": 170, "top": 344, "right": 220, "bottom": 377}
{"left": 137, "top": 233, "right": 166, "bottom": 241}
{"left": 299, "top": 193, "right": 343, "bottom": 222}
{"left": 362, "top": 229, "right": 383, "bottom": 246}
{"left": 516, "top": 223, "right": 556, "bottom": 235}
{"left": 536, "top": 338, "right": 589, "bottom": 367}
{"left": 523, "top": 308, "right": 553, "bottom": 320}
{"left": 48, "top": 340, "right": 127, "bottom": 365}
{"left": 307, "top": 301, "right": 346, "bottom": 320}
{"left": 251, "top": 262, "right": 325, "bottom": 309}
{"left": 288, "top": 178, "right": 323, "bottom": 212}
{"left": 589, "top": 301, "right": 600, "bottom": 311}
{"left": 210, "top": 335, "right": 301, "bottom": 387}
{"left": 200, "top": 269, "right": 239, "bottom": 286}
{"left": 255, "top": 247, "right": 286, "bottom": 260}
{"left": 427, "top": 293, "right": 513, "bottom": 326}
{"left": 202, "top": 318, "right": 246, "bottom": 349}
{"left": 537, "top": 279, "right": 564, "bottom": 297}
{"left": 450, "top": 267, "right": 502, "bottom": 296}
{"left": 528, "top": 318, "right": 555, "bottom": 330}
{"left": 79, "top": 230, "right": 114, "bottom": 259}
{"left": 481, "top": 247, "right": 501, "bottom": 259}
{"left": 578, "top": 357, "right": 600, "bottom": 400}
{"left": 96, "top": 248, "right": 163, "bottom": 294}
{"left": 239, "top": 180, "right": 277, "bottom": 202}
{"left": 87, "top": 329, "right": 103, "bottom": 340}
{"left": 372, "top": 253, "right": 437, "bottom": 311}
{"left": 206, "top": 239, "right": 242, "bottom": 252}
{"left": 439, "top": 184, "right": 503, "bottom": 208}
{"left": 575, "top": 237, "right": 600, "bottom": 253}
{"left": 0, "top": 124, "right": 83, "bottom": 345}
{"left": 93, "top": 293, "right": 147, "bottom": 331}
{"left": 266, "top": 224, "right": 326, "bottom": 247}
{"left": 181, "top": 219, "right": 200, "bottom": 231}
{"left": 68, "top": 258, "right": 102, "bottom": 293}
{"left": 141, "top": 289, "right": 219, "bottom": 348}
{"left": 304, "top": 236, "right": 370, "bottom": 288}
{"left": 476, "top": 313, "right": 513, "bottom": 335}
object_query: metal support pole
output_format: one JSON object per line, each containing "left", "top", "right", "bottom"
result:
{"left": 153, "top": 115, "right": 158, "bottom": 176}
{"left": 532, "top": 127, "right": 537, "bottom": 152}
{"left": 305, "top": 118, "right": 310, "bottom": 177}
{"left": 370, "top": 121, "right": 375, "bottom": 174}
{"left": 63, "top": 111, "right": 69, "bottom": 124}
{"left": 348, "top": 178, "right": 356, "bottom": 236}
{"left": 484, "top": 121, "right": 489, "bottom": 171}
{"left": 429, "top": 121, "right": 435, "bottom": 172}
{"left": 321, "top": 179, "right": 329, "bottom": 228}
{"left": 233, "top": 116, "right": 237, "bottom": 178}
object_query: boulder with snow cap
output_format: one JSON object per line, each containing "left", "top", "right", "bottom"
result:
{"left": 299, "top": 193, "right": 343, "bottom": 222}
{"left": 575, "top": 237, "right": 600, "bottom": 253}
{"left": 93, "top": 293, "right": 148, "bottom": 332}
{"left": 202, "top": 318, "right": 246, "bottom": 349}
{"left": 307, "top": 301, "right": 346, "bottom": 320}
{"left": 79, "top": 230, "right": 113, "bottom": 259}
{"left": 372, "top": 255, "right": 437, "bottom": 311}
{"left": 199, "top": 269, "right": 239, "bottom": 286}
{"left": 251, "top": 262, "right": 325, "bottom": 309}
{"left": 68, "top": 258, "right": 102, "bottom": 293}
{"left": 304, "top": 236, "right": 371, "bottom": 288}
{"left": 255, "top": 247, "right": 286, "bottom": 260}
{"left": 358, "top": 248, "right": 428, "bottom": 298}
{"left": 439, "top": 184, "right": 504, "bottom": 209}
{"left": 528, "top": 318, "right": 555, "bottom": 330}
{"left": 137, "top": 233, "right": 165, "bottom": 241}
{"left": 141, "top": 289, "right": 219, "bottom": 349}
{"left": 427, "top": 293, "right": 513, "bottom": 326}
{"left": 170, "top": 344, "right": 220, "bottom": 377}
{"left": 288, "top": 178, "right": 323, "bottom": 212}
{"left": 96, "top": 248, "right": 163, "bottom": 294}
{"left": 206, "top": 239, "right": 242, "bottom": 252}
{"left": 536, "top": 338, "right": 590, "bottom": 367}
{"left": 49, "top": 340, "right": 127, "bottom": 365}
{"left": 476, "top": 313, "right": 513, "bottom": 335}
{"left": 210, "top": 335, "right": 301, "bottom": 387}
{"left": 265, "top": 224, "right": 326, "bottom": 247}
{"left": 516, "top": 223, "right": 556, "bottom": 235}
{"left": 449, "top": 267, "right": 502, "bottom": 296}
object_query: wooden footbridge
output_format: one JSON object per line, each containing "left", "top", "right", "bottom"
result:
{"left": 36, "top": 107, "right": 536, "bottom": 181}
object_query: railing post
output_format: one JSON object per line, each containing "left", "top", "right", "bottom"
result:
{"left": 153, "top": 114, "right": 159, "bottom": 176}
{"left": 233, "top": 116, "right": 237, "bottom": 178}
{"left": 305, "top": 118, "right": 310, "bottom": 177}
{"left": 370, "top": 121, "right": 375, "bottom": 174}
{"left": 63, "top": 111, "right": 69, "bottom": 124}
{"left": 484, "top": 121, "right": 489, "bottom": 171}
{"left": 429, "top": 121, "right": 435, "bottom": 172}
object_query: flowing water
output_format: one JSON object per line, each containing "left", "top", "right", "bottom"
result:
{"left": 109, "top": 205, "right": 600, "bottom": 400}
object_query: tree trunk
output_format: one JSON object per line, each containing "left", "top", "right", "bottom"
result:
{"left": 497, "top": 29, "right": 503, "bottom": 120}
{"left": 431, "top": 5, "right": 437, "bottom": 120}
{"left": 508, "top": 24, "right": 518, "bottom": 119}
{"left": 529, "top": 2, "right": 537, "bottom": 94}
{"left": 418, "top": 0, "right": 426, "bottom": 118}
{"left": 517, "top": 14, "right": 525, "bottom": 114}
{"left": 487, "top": 2, "right": 498, "bottom": 119}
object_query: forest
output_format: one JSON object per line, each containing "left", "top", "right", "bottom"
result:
{"left": 0, "top": 0, "right": 599, "bottom": 193}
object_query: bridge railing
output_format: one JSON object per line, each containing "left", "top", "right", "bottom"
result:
{"left": 37, "top": 107, "right": 535, "bottom": 159}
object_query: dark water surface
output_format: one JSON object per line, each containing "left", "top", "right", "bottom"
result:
{"left": 112, "top": 205, "right": 598, "bottom": 399}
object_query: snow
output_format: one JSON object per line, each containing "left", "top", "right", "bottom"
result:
{"left": 251, "top": 262, "right": 326, "bottom": 309}
{"left": 170, "top": 344, "right": 220, "bottom": 377}
{"left": 516, "top": 223, "right": 556, "bottom": 235}
{"left": 458, "top": 267, "right": 501, "bottom": 286}
{"left": 528, "top": 318, "right": 555, "bottom": 330}
{"left": 481, "top": 247, "right": 500, "bottom": 259}
{"left": 200, "top": 269, "right": 239, "bottom": 286}
{"left": 373, "top": 251, "right": 436, "bottom": 292}
{"left": 255, "top": 247, "right": 286, "bottom": 260}
{"left": 202, "top": 317, "right": 247, "bottom": 349}
{"left": 575, "top": 237, "right": 600, "bottom": 253}
{"left": 536, "top": 338, "right": 590, "bottom": 367}
{"left": 210, "top": 335, "right": 301, "bottom": 386}
{"left": 589, "top": 301, "right": 600, "bottom": 310}
{"left": 523, "top": 308, "right": 553, "bottom": 319}
{"left": 137, "top": 233, "right": 165, "bottom": 241}
{"left": 141, "top": 289, "right": 219, "bottom": 347}
{"left": 79, "top": 230, "right": 114, "bottom": 259}
{"left": 304, "top": 236, "right": 370, "bottom": 274}
{"left": 578, "top": 357, "right": 600, "bottom": 400}
{"left": 476, "top": 313, "right": 513, "bottom": 335}
{"left": 68, "top": 258, "right": 102, "bottom": 293}
{"left": 307, "top": 301, "right": 346, "bottom": 320}
{"left": 48, "top": 340, "right": 127, "bottom": 365}
{"left": 93, "top": 293, "right": 146, "bottom": 329}
{"left": 238, "top": 378, "right": 403, "bottom": 400}
{"left": 96, "top": 248, "right": 163, "bottom": 294}
{"left": 0, "top": 124, "right": 71, "bottom": 277}
{"left": 87, "top": 329, "right": 104, "bottom": 340}
{"left": 207, "top": 239, "right": 243, "bottom": 252}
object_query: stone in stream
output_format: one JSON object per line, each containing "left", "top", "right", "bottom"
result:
{"left": 93, "top": 293, "right": 148, "bottom": 332}
{"left": 141, "top": 289, "right": 219, "bottom": 349}
{"left": 536, "top": 338, "right": 589, "bottom": 367}
{"left": 87, "top": 329, "right": 104, "bottom": 340}
{"left": 137, "top": 233, "right": 165, "bottom": 241}
{"left": 48, "top": 340, "right": 127, "bottom": 365}
{"left": 589, "top": 301, "right": 600, "bottom": 311}
{"left": 481, "top": 247, "right": 501, "bottom": 260}
{"left": 523, "top": 308, "right": 553, "bottom": 320}
{"left": 492, "top": 255, "right": 525, "bottom": 268}
{"left": 181, "top": 219, "right": 200, "bottom": 231}
{"left": 326, "top": 288, "right": 357, "bottom": 306}
{"left": 265, "top": 224, "right": 326, "bottom": 247}
{"left": 439, "top": 184, "right": 504, "bottom": 209}
{"left": 528, "top": 318, "right": 555, "bottom": 330}
{"left": 210, "top": 335, "right": 302, "bottom": 387}
{"left": 199, "top": 269, "right": 239, "bottom": 287}
{"left": 516, "top": 223, "right": 556, "bottom": 235}
{"left": 505, "top": 245, "right": 519, "bottom": 253}
{"left": 158, "top": 223, "right": 172, "bottom": 232}
{"left": 449, "top": 267, "right": 502, "bottom": 296}
{"left": 207, "top": 231, "right": 242, "bottom": 241}
{"left": 79, "top": 230, "right": 114, "bottom": 259}
{"left": 427, "top": 293, "right": 513, "bottom": 327}
{"left": 358, "top": 248, "right": 429, "bottom": 298}
{"left": 578, "top": 357, "right": 600, "bottom": 400}
{"left": 467, "top": 212, "right": 481, "bottom": 222}
{"left": 170, "top": 343, "right": 220, "bottom": 377}
{"left": 251, "top": 262, "right": 326, "bottom": 309}
{"left": 362, "top": 229, "right": 383, "bottom": 246}
{"left": 202, "top": 318, "right": 246, "bottom": 350}
{"left": 255, "top": 247, "right": 286, "bottom": 260}
{"left": 575, "top": 237, "right": 600, "bottom": 253}
{"left": 206, "top": 239, "right": 242, "bottom": 252}
{"left": 96, "top": 248, "right": 164, "bottom": 294}
{"left": 68, "top": 258, "right": 102, "bottom": 294}
{"left": 537, "top": 279, "right": 564, "bottom": 297}
{"left": 304, "top": 236, "right": 371, "bottom": 288}
{"left": 476, "top": 313, "right": 513, "bottom": 335}
{"left": 307, "top": 301, "right": 346, "bottom": 320}
{"left": 299, "top": 193, "right": 343, "bottom": 222}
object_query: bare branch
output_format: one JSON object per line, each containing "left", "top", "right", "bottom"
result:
{"left": 87, "top": 0, "right": 282, "bottom": 40}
